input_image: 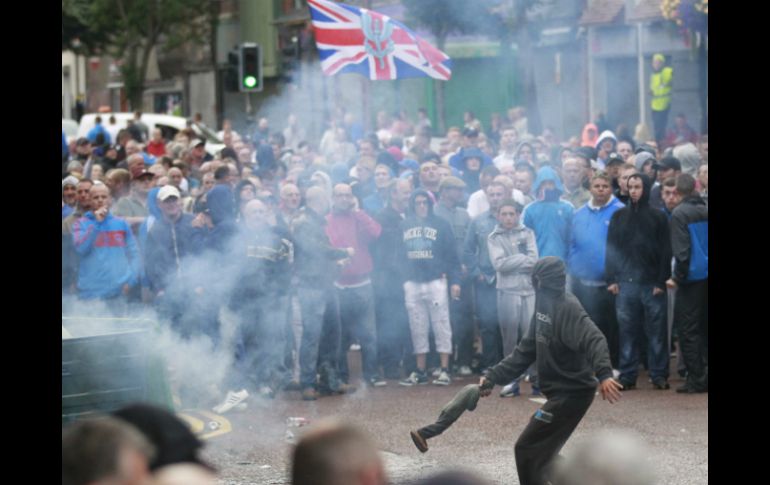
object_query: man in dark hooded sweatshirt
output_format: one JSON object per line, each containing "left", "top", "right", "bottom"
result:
{"left": 479, "top": 257, "right": 622, "bottom": 485}
{"left": 398, "top": 189, "right": 462, "bottom": 387}
{"left": 605, "top": 173, "right": 672, "bottom": 391}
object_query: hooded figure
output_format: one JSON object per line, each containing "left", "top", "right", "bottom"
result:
{"left": 205, "top": 184, "right": 237, "bottom": 252}
{"left": 594, "top": 130, "right": 618, "bottom": 169}
{"left": 522, "top": 167, "right": 574, "bottom": 260}
{"left": 459, "top": 147, "right": 485, "bottom": 193}
{"left": 480, "top": 256, "right": 620, "bottom": 485}
{"left": 398, "top": 189, "right": 462, "bottom": 387}
{"left": 605, "top": 173, "right": 672, "bottom": 391}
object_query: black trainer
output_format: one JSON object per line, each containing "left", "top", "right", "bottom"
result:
{"left": 618, "top": 379, "right": 636, "bottom": 391}
{"left": 676, "top": 384, "right": 707, "bottom": 394}
{"left": 651, "top": 378, "right": 670, "bottom": 390}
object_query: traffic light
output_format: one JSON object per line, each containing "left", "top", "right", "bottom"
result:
{"left": 239, "top": 43, "right": 262, "bottom": 92}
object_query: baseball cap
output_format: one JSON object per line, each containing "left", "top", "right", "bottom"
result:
{"left": 653, "top": 157, "right": 681, "bottom": 172}
{"left": 157, "top": 185, "right": 181, "bottom": 201}
{"left": 606, "top": 152, "right": 624, "bottom": 166}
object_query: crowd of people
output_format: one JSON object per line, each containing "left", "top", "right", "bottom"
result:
{"left": 61, "top": 105, "right": 709, "bottom": 413}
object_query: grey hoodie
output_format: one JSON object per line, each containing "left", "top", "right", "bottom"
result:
{"left": 487, "top": 222, "right": 538, "bottom": 293}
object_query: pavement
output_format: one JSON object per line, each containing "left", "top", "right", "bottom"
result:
{"left": 189, "top": 353, "right": 707, "bottom": 485}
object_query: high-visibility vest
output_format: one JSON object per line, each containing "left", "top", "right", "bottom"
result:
{"left": 650, "top": 66, "right": 673, "bottom": 111}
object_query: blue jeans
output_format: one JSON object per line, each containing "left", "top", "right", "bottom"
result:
{"left": 616, "top": 282, "right": 669, "bottom": 383}
{"left": 337, "top": 283, "right": 378, "bottom": 382}
{"left": 298, "top": 287, "right": 341, "bottom": 390}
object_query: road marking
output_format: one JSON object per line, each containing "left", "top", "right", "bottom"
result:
{"left": 529, "top": 397, "right": 547, "bottom": 404}
{"left": 178, "top": 409, "right": 232, "bottom": 440}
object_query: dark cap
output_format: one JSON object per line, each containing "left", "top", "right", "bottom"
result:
{"left": 635, "top": 143, "right": 656, "bottom": 155}
{"left": 461, "top": 127, "right": 479, "bottom": 138}
{"left": 653, "top": 156, "right": 681, "bottom": 172}
{"left": 606, "top": 152, "right": 624, "bottom": 166}
{"left": 574, "top": 146, "right": 596, "bottom": 162}
{"left": 76, "top": 137, "right": 91, "bottom": 146}
{"left": 194, "top": 139, "right": 206, "bottom": 148}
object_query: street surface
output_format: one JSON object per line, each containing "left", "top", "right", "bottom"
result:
{"left": 192, "top": 352, "right": 707, "bottom": 484}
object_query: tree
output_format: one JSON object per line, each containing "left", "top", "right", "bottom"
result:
{"left": 403, "top": 0, "right": 486, "bottom": 133}
{"left": 63, "top": 0, "right": 215, "bottom": 110}
{"left": 484, "top": 0, "right": 559, "bottom": 137}
{"left": 661, "top": 0, "right": 708, "bottom": 134}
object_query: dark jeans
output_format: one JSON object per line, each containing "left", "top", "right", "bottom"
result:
{"left": 450, "top": 279, "right": 474, "bottom": 368}
{"left": 515, "top": 391, "right": 595, "bottom": 485}
{"left": 374, "top": 279, "right": 415, "bottom": 378}
{"left": 337, "top": 283, "right": 379, "bottom": 382}
{"left": 675, "top": 279, "right": 708, "bottom": 390}
{"left": 227, "top": 295, "right": 289, "bottom": 391}
{"left": 571, "top": 280, "right": 619, "bottom": 368}
{"left": 156, "top": 287, "right": 220, "bottom": 346}
{"left": 298, "top": 286, "right": 341, "bottom": 390}
{"left": 652, "top": 108, "right": 670, "bottom": 144}
{"left": 474, "top": 279, "right": 502, "bottom": 369}
{"left": 616, "top": 282, "right": 669, "bottom": 383}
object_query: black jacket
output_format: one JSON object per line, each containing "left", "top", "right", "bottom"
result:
{"left": 400, "top": 190, "right": 461, "bottom": 286}
{"left": 229, "top": 223, "right": 293, "bottom": 306}
{"left": 605, "top": 174, "right": 672, "bottom": 288}
{"left": 144, "top": 213, "right": 206, "bottom": 293}
{"left": 290, "top": 207, "right": 349, "bottom": 286}
{"left": 670, "top": 194, "right": 708, "bottom": 284}
{"left": 485, "top": 257, "right": 613, "bottom": 396}
{"left": 372, "top": 204, "right": 407, "bottom": 287}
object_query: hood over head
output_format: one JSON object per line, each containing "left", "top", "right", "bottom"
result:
{"left": 595, "top": 130, "right": 618, "bottom": 150}
{"left": 532, "top": 256, "right": 567, "bottom": 294}
{"left": 206, "top": 184, "right": 235, "bottom": 224}
{"left": 409, "top": 188, "right": 434, "bottom": 216}
{"left": 581, "top": 123, "right": 599, "bottom": 147}
{"left": 627, "top": 172, "right": 653, "bottom": 208}
{"left": 533, "top": 165, "right": 565, "bottom": 196}
{"left": 146, "top": 187, "right": 162, "bottom": 220}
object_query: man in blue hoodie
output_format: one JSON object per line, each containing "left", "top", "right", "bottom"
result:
{"left": 522, "top": 167, "right": 574, "bottom": 261}
{"left": 73, "top": 184, "right": 140, "bottom": 310}
{"left": 568, "top": 172, "right": 625, "bottom": 369}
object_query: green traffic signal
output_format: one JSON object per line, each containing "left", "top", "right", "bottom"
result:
{"left": 244, "top": 76, "right": 258, "bottom": 88}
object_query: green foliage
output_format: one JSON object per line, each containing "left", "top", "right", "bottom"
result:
{"left": 63, "top": 0, "right": 215, "bottom": 108}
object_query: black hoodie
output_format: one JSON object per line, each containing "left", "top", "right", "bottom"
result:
{"left": 400, "top": 189, "right": 461, "bottom": 286}
{"left": 605, "top": 173, "right": 672, "bottom": 288}
{"left": 484, "top": 257, "right": 613, "bottom": 396}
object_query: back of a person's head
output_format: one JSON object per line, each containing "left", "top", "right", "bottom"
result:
{"left": 552, "top": 430, "right": 655, "bottom": 485}
{"left": 675, "top": 173, "right": 697, "bottom": 197}
{"left": 292, "top": 420, "right": 384, "bottom": 485}
{"left": 62, "top": 416, "right": 154, "bottom": 485}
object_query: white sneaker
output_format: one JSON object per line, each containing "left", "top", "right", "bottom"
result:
{"left": 458, "top": 365, "right": 473, "bottom": 377}
{"left": 431, "top": 368, "right": 442, "bottom": 377}
{"left": 432, "top": 370, "right": 451, "bottom": 386}
{"left": 212, "top": 389, "right": 249, "bottom": 414}
{"left": 499, "top": 382, "right": 520, "bottom": 397}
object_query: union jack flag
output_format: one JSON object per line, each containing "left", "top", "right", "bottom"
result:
{"left": 307, "top": 0, "right": 452, "bottom": 81}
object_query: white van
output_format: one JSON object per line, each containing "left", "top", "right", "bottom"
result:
{"left": 77, "top": 113, "right": 225, "bottom": 157}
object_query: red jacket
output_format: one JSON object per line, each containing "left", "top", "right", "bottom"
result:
{"left": 325, "top": 209, "right": 381, "bottom": 285}
{"left": 146, "top": 140, "right": 167, "bottom": 157}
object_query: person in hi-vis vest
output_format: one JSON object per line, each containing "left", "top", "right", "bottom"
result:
{"left": 650, "top": 53, "right": 673, "bottom": 146}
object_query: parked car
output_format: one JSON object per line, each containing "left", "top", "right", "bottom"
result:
{"left": 77, "top": 113, "right": 225, "bottom": 157}
{"left": 62, "top": 118, "right": 79, "bottom": 140}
